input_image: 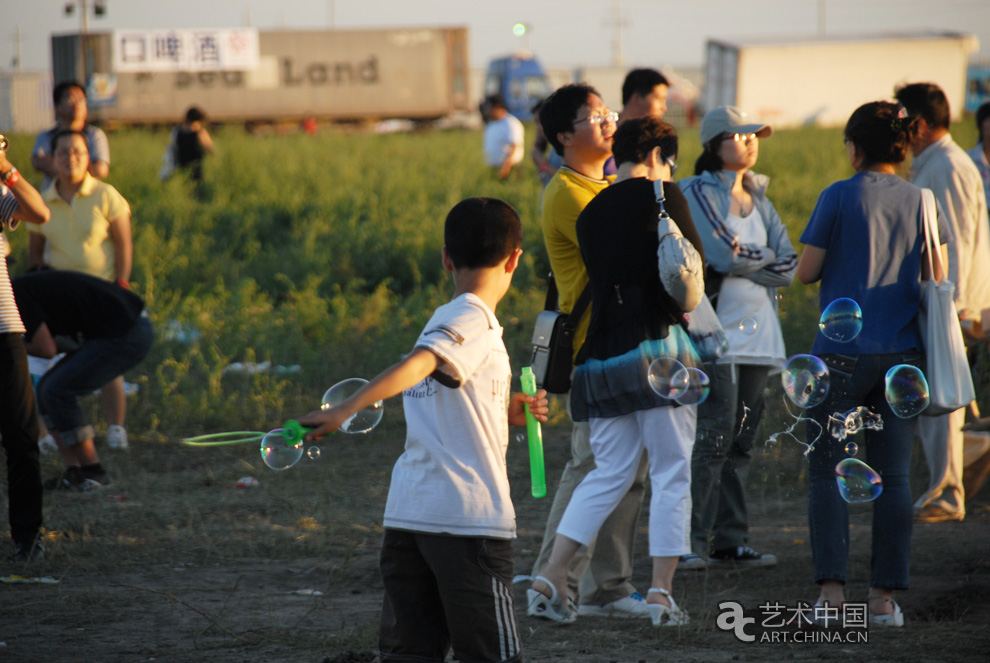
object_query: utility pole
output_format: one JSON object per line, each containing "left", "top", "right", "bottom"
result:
{"left": 11, "top": 25, "right": 23, "bottom": 70}
{"left": 605, "top": 0, "right": 628, "bottom": 67}
{"left": 64, "top": 0, "right": 107, "bottom": 79}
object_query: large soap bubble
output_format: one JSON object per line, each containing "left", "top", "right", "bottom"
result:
{"left": 648, "top": 358, "right": 686, "bottom": 399}
{"left": 884, "top": 364, "right": 929, "bottom": 418}
{"left": 669, "top": 367, "right": 711, "bottom": 406}
{"left": 260, "top": 428, "right": 304, "bottom": 470}
{"left": 819, "top": 298, "right": 863, "bottom": 343}
{"left": 835, "top": 458, "right": 883, "bottom": 503}
{"left": 781, "top": 355, "right": 831, "bottom": 409}
{"left": 322, "top": 378, "right": 384, "bottom": 433}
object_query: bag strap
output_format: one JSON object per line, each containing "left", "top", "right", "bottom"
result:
{"left": 545, "top": 271, "right": 591, "bottom": 321}
{"left": 920, "top": 188, "right": 943, "bottom": 281}
{"left": 653, "top": 180, "right": 670, "bottom": 219}
{"left": 544, "top": 272, "right": 559, "bottom": 310}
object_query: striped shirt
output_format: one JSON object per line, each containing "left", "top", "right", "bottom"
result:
{"left": 0, "top": 189, "right": 26, "bottom": 334}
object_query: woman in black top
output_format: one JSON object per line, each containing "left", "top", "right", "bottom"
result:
{"left": 528, "top": 117, "right": 706, "bottom": 626}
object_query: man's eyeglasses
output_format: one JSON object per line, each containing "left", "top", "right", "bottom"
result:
{"left": 55, "top": 149, "right": 87, "bottom": 159}
{"left": 576, "top": 110, "right": 618, "bottom": 126}
{"left": 723, "top": 132, "right": 757, "bottom": 143}
{"left": 665, "top": 156, "right": 678, "bottom": 178}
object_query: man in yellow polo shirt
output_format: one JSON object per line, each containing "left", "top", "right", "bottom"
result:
{"left": 530, "top": 84, "right": 656, "bottom": 621}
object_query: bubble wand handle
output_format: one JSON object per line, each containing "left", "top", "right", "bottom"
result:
{"left": 520, "top": 367, "right": 546, "bottom": 498}
{"left": 282, "top": 420, "right": 312, "bottom": 444}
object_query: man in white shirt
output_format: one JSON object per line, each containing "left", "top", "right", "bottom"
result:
{"left": 483, "top": 94, "right": 525, "bottom": 179}
{"left": 896, "top": 82, "right": 990, "bottom": 523}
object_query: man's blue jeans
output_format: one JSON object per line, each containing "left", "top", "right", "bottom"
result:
{"left": 36, "top": 317, "right": 153, "bottom": 447}
{"left": 805, "top": 351, "right": 921, "bottom": 590}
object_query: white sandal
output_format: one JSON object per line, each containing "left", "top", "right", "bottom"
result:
{"left": 527, "top": 575, "right": 576, "bottom": 624}
{"left": 647, "top": 587, "right": 690, "bottom": 626}
{"left": 868, "top": 597, "right": 904, "bottom": 627}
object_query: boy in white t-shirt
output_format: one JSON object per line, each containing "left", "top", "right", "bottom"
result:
{"left": 298, "top": 197, "right": 548, "bottom": 663}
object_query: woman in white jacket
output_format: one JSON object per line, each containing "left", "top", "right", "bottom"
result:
{"left": 678, "top": 106, "right": 797, "bottom": 569}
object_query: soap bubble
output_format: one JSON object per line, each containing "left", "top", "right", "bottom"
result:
{"left": 648, "top": 358, "right": 686, "bottom": 399}
{"left": 307, "top": 446, "right": 321, "bottom": 461}
{"left": 819, "top": 298, "right": 863, "bottom": 343}
{"left": 781, "top": 355, "right": 831, "bottom": 409}
{"left": 261, "top": 428, "right": 304, "bottom": 470}
{"left": 835, "top": 458, "right": 883, "bottom": 503}
{"left": 322, "top": 378, "right": 384, "bottom": 433}
{"left": 739, "top": 318, "right": 758, "bottom": 335}
{"left": 844, "top": 441, "right": 859, "bottom": 456}
{"left": 884, "top": 365, "right": 929, "bottom": 418}
{"left": 515, "top": 433, "right": 525, "bottom": 445}
{"left": 669, "top": 367, "right": 711, "bottom": 405}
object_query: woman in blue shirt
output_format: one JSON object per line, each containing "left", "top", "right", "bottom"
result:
{"left": 797, "top": 101, "right": 949, "bottom": 628}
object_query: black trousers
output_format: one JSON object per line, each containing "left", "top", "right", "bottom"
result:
{"left": 379, "top": 529, "right": 522, "bottom": 663}
{"left": 0, "top": 333, "right": 42, "bottom": 545}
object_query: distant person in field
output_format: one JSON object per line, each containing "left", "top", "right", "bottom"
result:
{"left": 896, "top": 82, "right": 990, "bottom": 523}
{"left": 532, "top": 84, "right": 659, "bottom": 622}
{"left": 0, "top": 140, "right": 51, "bottom": 561}
{"left": 678, "top": 106, "right": 796, "bottom": 571}
{"left": 13, "top": 271, "right": 152, "bottom": 493}
{"left": 297, "top": 197, "right": 548, "bottom": 663}
{"left": 31, "top": 80, "right": 110, "bottom": 193}
{"left": 603, "top": 68, "right": 670, "bottom": 177}
{"left": 482, "top": 94, "right": 525, "bottom": 179}
{"left": 29, "top": 129, "right": 135, "bottom": 452}
{"left": 162, "top": 106, "right": 215, "bottom": 182}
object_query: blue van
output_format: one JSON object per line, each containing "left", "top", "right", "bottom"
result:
{"left": 484, "top": 54, "right": 551, "bottom": 121}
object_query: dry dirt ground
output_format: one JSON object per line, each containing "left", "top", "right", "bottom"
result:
{"left": 2, "top": 422, "right": 988, "bottom": 663}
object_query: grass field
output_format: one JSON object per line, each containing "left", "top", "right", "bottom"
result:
{"left": 4, "top": 118, "right": 983, "bottom": 438}
{"left": 1, "top": 119, "right": 988, "bottom": 662}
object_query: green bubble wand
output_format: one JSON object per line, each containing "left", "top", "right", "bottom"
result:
{"left": 520, "top": 366, "right": 546, "bottom": 498}
{"left": 180, "top": 378, "right": 384, "bottom": 470}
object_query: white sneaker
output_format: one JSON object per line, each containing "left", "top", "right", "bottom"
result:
{"left": 577, "top": 592, "right": 651, "bottom": 619}
{"left": 106, "top": 425, "right": 129, "bottom": 450}
{"left": 38, "top": 435, "right": 58, "bottom": 455}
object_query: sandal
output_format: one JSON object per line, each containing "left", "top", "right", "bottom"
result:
{"left": 647, "top": 587, "right": 689, "bottom": 626}
{"left": 527, "top": 575, "right": 576, "bottom": 624}
{"left": 868, "top": 598, "right": 904, "bottom": 627}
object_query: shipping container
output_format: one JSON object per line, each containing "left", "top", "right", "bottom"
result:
{"left": 703, "top": 32, "right": 979, "bottom": 128}
{"left": 51, "top": 27, "right": 470, "bottom": 125}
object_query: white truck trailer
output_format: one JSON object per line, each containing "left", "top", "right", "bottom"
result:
{"left": 704, "top": 32, "right": 979, "bottom": 128}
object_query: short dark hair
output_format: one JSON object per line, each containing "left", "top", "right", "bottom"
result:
{"left": 444, "top": 197, "right": 522, "bottom": 269}
{"left": 844, "top": 101, "right": 920, "bottom": 168}
{"left": 976, "top": 102, "right": 990, "bottom": 143}
{"left": 621, "top": 68, "right": 670, "bottom": 106}
{"left": 53, "top": 80, "right": 85, "bottom": 106}
{"left": 894, "top": 82, "right": 950, "bottom": 131}
{"left": 185, "top": 106, "right": 206, "bottom": 123}
{"left": 612, "top": 117, "right": 678, "bottom": 167}
{"left": 486, "top": 94, "right": 507, "bottom": 111}
{"left": 539, "top": 83, "right": 600, "bottom": 157}
{"left": 50, "top": 128, "right": 88, "bottom": 155}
